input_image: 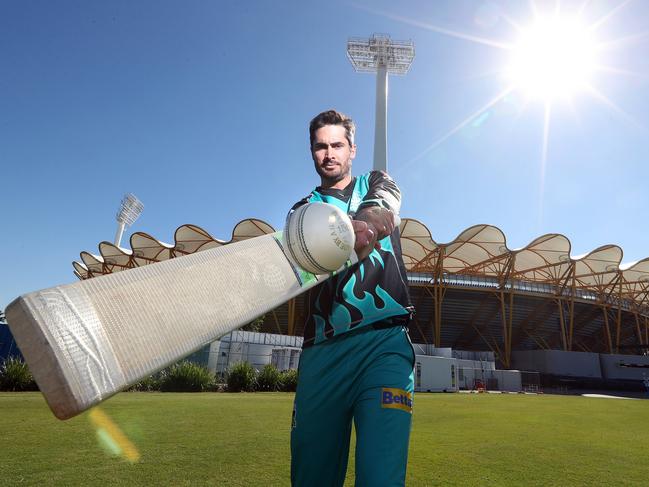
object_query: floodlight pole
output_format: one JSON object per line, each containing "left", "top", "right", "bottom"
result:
{"left": 374, "top": 64, "right": 389, "bottom": 172}
{"left": 114, "top": 193, "right": 144, "bottom": 247}
{"left": 347, "top": 34, "right": 415, "bottom": 172}
{"left": 115, "top": 222, "right": 127, "bottom": 248}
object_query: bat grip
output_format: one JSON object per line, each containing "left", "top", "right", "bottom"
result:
{"left": 340, "top": 214, "right": 400, "bottom": 272}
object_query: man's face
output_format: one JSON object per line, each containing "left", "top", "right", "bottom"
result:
{"left": 311, "top": 124, "right": 356, "bottom": 188}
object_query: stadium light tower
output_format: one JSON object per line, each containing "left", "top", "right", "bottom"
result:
{"left": 114, "top": 193, "right": 144, "bottom": 247}
{"left": 347, "top": 33, "right": 415, "bottom": 172}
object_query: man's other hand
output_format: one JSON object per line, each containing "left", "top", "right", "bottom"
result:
{"left": 352, "top": 207, "right": 395, "bottom": 260}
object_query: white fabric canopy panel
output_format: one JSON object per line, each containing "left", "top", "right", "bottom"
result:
{"left": 443, "top": 225, "right": 508, "bottom": 276}
{"left": 512, "top": 234, "right": 572, "bottom": 283}
{"left": 130, "top": 232, "right": 175, "bottom": 264}
{"left": 573, "top": 245, "right": 623, "bottom": 289}
{"left": 399, "top": 219, "right": 437, "bottom": 271}
{"left": 174, "top": 224, "right": 224, "bottom": 254}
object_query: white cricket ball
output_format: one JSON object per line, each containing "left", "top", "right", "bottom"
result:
{"left": 284, "top": 202, "right": 355, "bottom": 274}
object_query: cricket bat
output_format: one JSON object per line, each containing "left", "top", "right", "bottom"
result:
{"left": 6, "top": 202, "right": 398, "bottom": 420}
{"left": 5, "top": 228, "right": 345, "bottom": 420}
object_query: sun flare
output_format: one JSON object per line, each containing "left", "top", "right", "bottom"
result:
{"left": 506, "top": 17, "right": 598, "bottom": 101}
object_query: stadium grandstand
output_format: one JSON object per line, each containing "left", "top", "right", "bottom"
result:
{"left": 68, "top": 218, "right": 649, "bottom": 374}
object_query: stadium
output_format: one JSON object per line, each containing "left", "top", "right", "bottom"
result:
{"left": 4, "top": 6, "right": 649, "bottom": 485}
{"left": 3, "top": 32, "right": 648, "bottom": 398}
{"left": 67, "top": 215, "right": 649, "bottom": 394}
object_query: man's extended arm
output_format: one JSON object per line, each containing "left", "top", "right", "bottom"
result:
{"left": 357, "top": 170, "right": 401, "bottom": 215}
{"left": 353, "top": 171, "right": 401, "bottom": 260}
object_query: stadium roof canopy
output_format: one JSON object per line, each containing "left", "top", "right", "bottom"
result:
{"left": 74, "top": 218, "right": 649, "bottom": 311}
{"left": 73, "top": 218, "right": 649, "bottom": 366}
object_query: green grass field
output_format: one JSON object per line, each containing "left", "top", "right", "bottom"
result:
{"left": 1, "top": 392, "right": 647, "bottom": 486}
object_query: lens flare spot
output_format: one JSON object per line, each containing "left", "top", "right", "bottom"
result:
{"left": 89, "top": 408, "right": 141, "bottom": 463}
{"left": 471, "top": 111, "right": 491, "bottom": 128}
{"left": 96, "top": 428, "right": 122, "bottom": 456}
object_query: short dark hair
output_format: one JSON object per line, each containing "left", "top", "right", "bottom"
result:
{"left": 309, "top": 110, "right": 355, "bottom": 149}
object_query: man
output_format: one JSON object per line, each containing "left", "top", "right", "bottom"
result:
{"left": 290, "top": 110, "right": 415, "bottom": 486}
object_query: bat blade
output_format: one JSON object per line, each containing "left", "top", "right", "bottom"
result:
{"left": 6, "top": 232, "right": 325, "bottom": 419}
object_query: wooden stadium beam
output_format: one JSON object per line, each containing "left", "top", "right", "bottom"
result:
{"left": 634, "top": 313, "right": 643, "bottom": 346}
{"left": 601, "top": 306, "right": 613, "bottom": 354}
{"left": 498, "top": 253, "right": 515, "bottom": 289}
{"left": 433, "top": 250, "right": 446, "bottom": 346}
{"left": 433, "top": 285, "right": 446, "bottom": 347}
{"left": 508, "top": 291, "right": 514, "bottom": 366}
{"left": 498, "top": 290, "right": 514, "bottom": 368}
{"left": 287, "top": 298, "right": 296, "bottom": 336}
{"left": 616, "top": 282, "right": 623, "bottom": 353}
{"left": 411, "top": 247, "right": 441, "bottom": 273}
{"left": 556, "top": 298, "right": 568, "bottom": 351}
{"left": 271, "top": 309, "right": 282, "bottom": 335}
{"left": 421, "top": 259, "right": 447, "bottom": 347}
{"left": 556, "top": 263, "right": 576, "bottom": 298}
{"left": 423, "top": 285, "right": 438, "bottom": 345}
{"left": 568, "top": 296, "right": 575, "bottom": 351}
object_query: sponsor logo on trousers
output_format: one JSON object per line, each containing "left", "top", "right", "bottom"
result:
{"left": 381, "top": 388, "right": 413, "bottom": 413}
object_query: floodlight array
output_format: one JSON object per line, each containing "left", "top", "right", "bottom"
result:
{"left": 347, "top": 34, "right": 415, "bottom": 75}
{"left": 116, "top": 193, "right": 144, "bottom": 226}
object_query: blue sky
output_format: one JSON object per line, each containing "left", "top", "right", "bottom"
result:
{"left": 2, "top": 0, "right": 648, "bottom": 309}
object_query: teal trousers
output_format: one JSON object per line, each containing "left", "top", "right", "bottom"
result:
{"left": 291, "top": 325, "right": 415, "bottom": 487}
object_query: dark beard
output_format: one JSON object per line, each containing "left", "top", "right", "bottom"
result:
{"left": 314, "top": 161, "right": 351, "bottom": 186}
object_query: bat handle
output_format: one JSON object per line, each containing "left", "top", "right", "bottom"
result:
{"left": 339, "top": 214, "right": 400, "bottom": 272}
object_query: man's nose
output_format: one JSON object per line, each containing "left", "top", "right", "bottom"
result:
{"left": 325, "top": 145, "right": 335, "bottom": 158}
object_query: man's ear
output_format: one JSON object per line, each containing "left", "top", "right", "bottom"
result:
{"left": 350, "top": 144, "right": 357, "bottom": 159}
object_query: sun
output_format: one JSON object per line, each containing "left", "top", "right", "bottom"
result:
{"left": 506, "top": 16, "right": 599, "bottom": 101}
{"left": 382, "top": 0, "right": 641, "bottom": 205}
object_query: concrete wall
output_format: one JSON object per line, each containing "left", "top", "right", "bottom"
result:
{"left": 511, "top": 350, "right": 602, "bottom": 378}
{"left": 599, "top": 353, "right": 649, "bottom": 381}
